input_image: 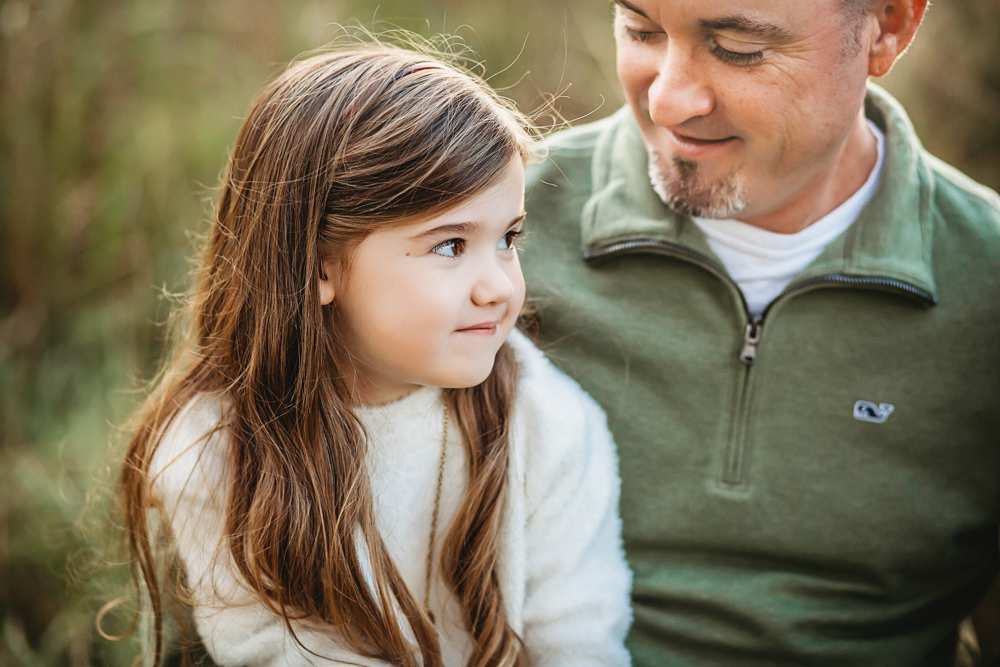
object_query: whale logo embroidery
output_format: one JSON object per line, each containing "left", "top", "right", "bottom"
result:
{"left": 854, "top": 400, "right": 895, "bottom": 424}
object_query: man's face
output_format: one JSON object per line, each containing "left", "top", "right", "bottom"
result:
{"left": 615, "top": 0, "right": 872, "bottom": 221}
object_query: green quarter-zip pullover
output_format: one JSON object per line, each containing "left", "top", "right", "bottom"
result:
{"left": 520, "top": 85, "right": 1000, "bottom": 666}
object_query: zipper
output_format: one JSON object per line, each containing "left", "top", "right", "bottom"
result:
{"left": 734, "top": 276, "right": 935, "bottom": 367}
{"left": 774, "top": 274, "right": 936, "bottom": 307}
{"left": 724, "top": 317, "right": 761, "bottom": 485}
{"left": 585, "top": 240, "right": 935, "bottom": 488}
{"left": 740, "top": 319, "right": 763, "bottom": 364}
{"left": 587, "top": 240, "right": 759, "bottom": 489}
{"left": 586, "top": 241, "right": 935, "bottom": 363}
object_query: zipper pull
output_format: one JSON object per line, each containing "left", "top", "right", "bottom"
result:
{"left": 740, "top": 320, "right": 763, "bottom": 365}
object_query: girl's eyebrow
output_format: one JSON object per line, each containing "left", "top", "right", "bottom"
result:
{"left": 410, "top": 213, "right": 526, "bottom": 240}
{"left": 410, "top": 221, "right": 484, "bottom": 240}
{"left": 509, "top": 212, "right": 527, "bottom": 226}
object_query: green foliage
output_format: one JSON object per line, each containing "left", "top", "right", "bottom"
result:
{"left": 878, "top": 1, "right": 1000, "bottom": 191}
{"left": 0, "top": 1, "right": 616, "bottom": 663}
{"left": 0, "top": 0, "right": 996, "bottom": 665}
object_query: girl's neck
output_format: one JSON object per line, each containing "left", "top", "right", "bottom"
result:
{"left": 349, "top": 368, "right": 427, "bottom": 407}
{"left": 355, "top": 384, "right": 430, "bottom": 408}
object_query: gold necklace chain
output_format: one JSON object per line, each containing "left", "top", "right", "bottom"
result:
{"left": 423, "top": 405, "right": 449, "bottom": 623}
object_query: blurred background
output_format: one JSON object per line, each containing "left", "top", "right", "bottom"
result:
{"left": 1, "top": 0, "right": 998, "bottom": 664}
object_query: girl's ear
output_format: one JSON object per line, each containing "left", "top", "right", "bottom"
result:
{"left": 318, "top": 255, "right": 337, "bottom": 306}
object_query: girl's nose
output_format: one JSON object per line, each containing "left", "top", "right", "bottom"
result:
{"left": 471, "top": 257, "right": 514, "bottom": 307}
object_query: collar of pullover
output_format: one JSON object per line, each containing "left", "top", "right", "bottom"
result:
{"left": 580, "top": 83, "right": 937, "bottom": 304}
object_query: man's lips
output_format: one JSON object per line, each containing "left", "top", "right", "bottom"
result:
{"left": 667, "top": 129, "right": 739, "bottom": 159}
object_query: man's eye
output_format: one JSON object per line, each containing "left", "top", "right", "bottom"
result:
{"left": 431, "top": 239, "right": 465, "bottom": 257}
{"left": 711, "top": 43, "right": 765, "bottom": 67}
{"left": 624, "top": 27, "right": 660, "bottom": 43}
{"left": 497, "top": 230, "right": 522, "bottom": 251}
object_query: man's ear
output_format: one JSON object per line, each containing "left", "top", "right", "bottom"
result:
{"left": 318, "top": 255, "right": 337, "bottom": 306}
{"left": 868, "top": 0, "right": 929, "bottom": 77}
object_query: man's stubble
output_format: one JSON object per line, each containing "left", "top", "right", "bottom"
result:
{"left": 648, "top": 149, "right": 749, "bottom": 219}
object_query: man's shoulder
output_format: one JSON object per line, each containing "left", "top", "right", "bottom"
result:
{"left": 923, "top": 150, "right": 1000, "bottom": 236}
{"left": 543, "top": 112, "right": 620, "bottom": 153}
{"left": 868, "top": 84, "right": 1000, "bottom": 244}
{"left": 526, "top": 111, "right": 625, "bottom": 193}
{"left": 508, "top": 329, "right": 604, "bottom": 427}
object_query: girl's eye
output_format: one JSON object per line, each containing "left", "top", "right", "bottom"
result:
{"left": 497, "top": 230, "right": 522, "bottom": 251}
{"left": 431, "top": 238, "right": 465, "bottom": 257}
{"left": 711, "top": 43, "right": 765, "bottom": 67}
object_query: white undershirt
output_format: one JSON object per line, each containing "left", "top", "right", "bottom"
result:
{"left": 693, "top": 120, "right": 885, "bottom": 316}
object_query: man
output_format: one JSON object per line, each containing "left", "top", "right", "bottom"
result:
{"left": 519, "top": 0, "right": 1000, "bottom": 664}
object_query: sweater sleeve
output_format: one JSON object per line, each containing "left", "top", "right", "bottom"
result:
{"left": 150, "top": 396, "right": 392, "bottom": 667}
{"left": 510, "top": 334, "right": 633, "bottom": 667}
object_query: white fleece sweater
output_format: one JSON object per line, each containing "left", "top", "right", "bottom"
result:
{"left": 150, "top": 331, "right": 632, "bottom": 667}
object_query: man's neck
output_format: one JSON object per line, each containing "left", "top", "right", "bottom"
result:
{"left": 737, "top": 111, "right": 879, "bottom": 235}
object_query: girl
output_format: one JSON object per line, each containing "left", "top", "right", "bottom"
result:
{"left": 120, "top": 43, "right": 631, "bottom": 667}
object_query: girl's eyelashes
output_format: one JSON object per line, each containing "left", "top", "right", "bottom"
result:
{"left": 497, "top": 229, "right": 522, "bottom": 251}
{"left": 431, "top": 229, "right": 522, "bottom": 257}
{"left": 432, "top": 238, "right": 465, "bottom": 257}
{"left": 711, "top": 43, "right": 765, "bottom": 67}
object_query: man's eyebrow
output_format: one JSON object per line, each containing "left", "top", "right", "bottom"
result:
{"left": 700, "top": 16, "right": 791, "bottom": 41}
{"left": 612, "top": 0, "right": 650, "bottom": 20}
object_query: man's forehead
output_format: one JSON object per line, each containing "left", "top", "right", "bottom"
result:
{"left": 615, "top": 0, "right": 838, "bottom": 33}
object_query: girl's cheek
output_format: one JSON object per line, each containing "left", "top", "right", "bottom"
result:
{"left": 509, "top": 262, "right": 527, "bottom": 304}
{"left": 400, "top": 285, "right": 459, "bottom": 328}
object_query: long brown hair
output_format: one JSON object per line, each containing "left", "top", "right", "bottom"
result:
{"left": 119, "top": 41, "right": 538, "bottom": 667}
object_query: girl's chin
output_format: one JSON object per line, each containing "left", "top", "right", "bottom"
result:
{"left": 438, "top": 370, "right": 494, "bottom": 390}
{"left": 434, "top": 358, "right": 499, "bottom": 390}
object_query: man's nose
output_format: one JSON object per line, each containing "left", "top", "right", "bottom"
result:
{"left": 646, "top": 44, "right": 715, "bottom": 128}
{"left": 471, "top": 256, "right": 514, "bottom": 307}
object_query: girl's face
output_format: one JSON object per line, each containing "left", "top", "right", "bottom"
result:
{"left": 321, "top": 160, "right": 527, "bottom": 406}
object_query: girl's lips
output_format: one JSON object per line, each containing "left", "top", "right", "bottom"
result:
{"left": 456, "top": 322, "right": 499, "bottom": 335}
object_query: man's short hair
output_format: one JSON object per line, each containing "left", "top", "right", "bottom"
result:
{"left": 842, "top": 0, "right": 878, "bottom": 22}
{"left": 841, "top": 0, "right": 878, "bottom": 56}
{"left": 845, "top": 0, "right": 885, "bottom": 24}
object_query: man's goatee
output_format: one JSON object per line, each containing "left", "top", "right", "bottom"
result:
{"left": 648, "top": 150, "right": 749, "bottom": 219}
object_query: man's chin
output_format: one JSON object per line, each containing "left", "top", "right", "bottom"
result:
{"left": 648, "top": 150, "right": 748, "bottom": 219}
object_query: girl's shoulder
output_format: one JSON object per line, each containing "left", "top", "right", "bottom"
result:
{"left": 506, "top": 329, "right": 613, "bottom": 463}
{"left": 148, "top": 393, "right": 229, "bottom": 501}
{"left": 508, "top": 329, "right": 607, "bottom": 421}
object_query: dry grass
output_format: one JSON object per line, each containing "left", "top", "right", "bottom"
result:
{"left": 0, "top": 1, "right": 996, "bottom": 664}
